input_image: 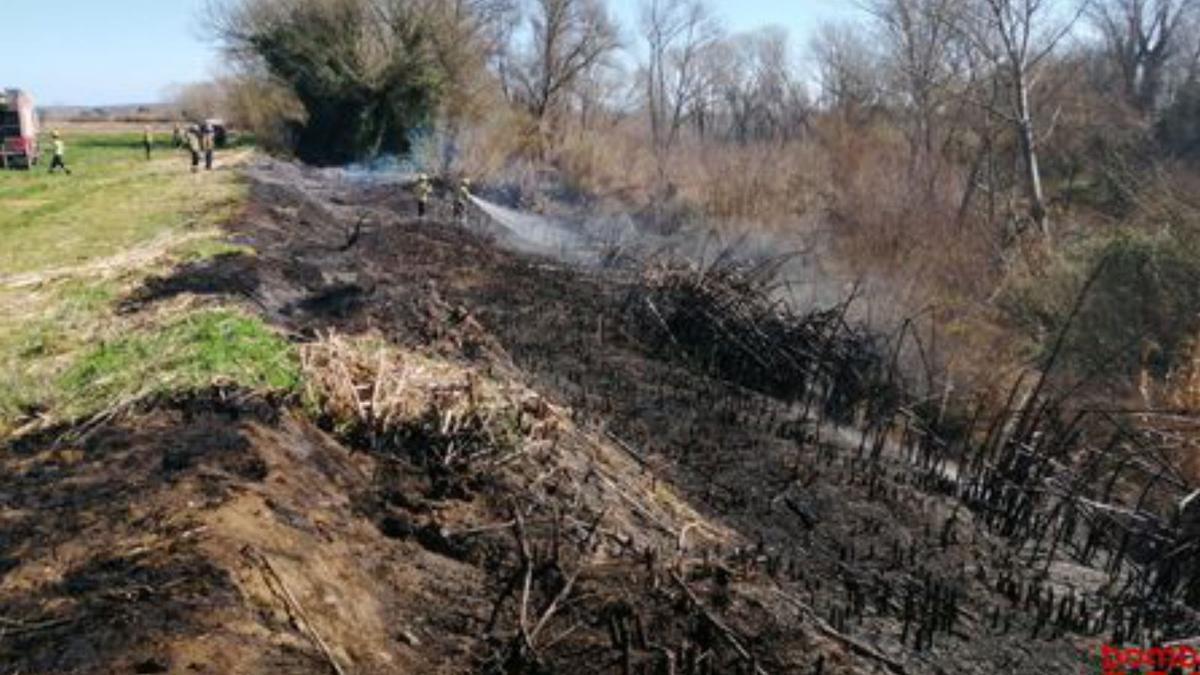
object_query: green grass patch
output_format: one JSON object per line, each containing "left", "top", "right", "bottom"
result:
{"left": 0, "top": 278, "right": 120, "bottom": 364}
{"left": 0, "top": 131, "right": 281, "bottom": 436}
{"left": 0, "top": 278, "right": 124, "bottom": 427}
{"left": 56, "top": 309, "right": 299, "bottom": 421}
{"left": 0, "top": 132, "right": 247, "bottom": 277}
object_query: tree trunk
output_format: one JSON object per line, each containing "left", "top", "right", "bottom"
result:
{"left": 1014, "top": 71, "right": 1049, "bottom": 240}
{"left": 1137, "top": 54, "right": 1167, "bottom": 114}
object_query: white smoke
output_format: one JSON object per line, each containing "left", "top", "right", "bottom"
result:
{"left": 469, "top": 195, "right": 588, "bottom": 260}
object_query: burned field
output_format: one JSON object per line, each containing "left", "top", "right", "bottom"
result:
{"left": 2, "top": 160, "right": 1197, "bottom": 674}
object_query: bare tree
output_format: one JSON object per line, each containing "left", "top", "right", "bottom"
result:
{"left": 1090, "top": 0, "right": 1199, "bottom": 114}
{"left": 450, "top": 0, "right": 523, "bottom": 101}
{"left": 1175, "top": 10, "right": 1200, "bottom": 88}
{"left": 868, "top": 0, "right": 966, "bottom": 160}
{"left": 748, "top": 27, "right": 804, "bottom": 139}
{"left": 171, "top": 81, "right": 228, "bottom": 122}
{"left": 685, "top": 34, "right": 729, "bottom": 139}
{"left": 810, "top": 21, "right": 883, "bottom": 118}
{"left": 687, "top": 28, "right": 807, "bottom": 144}
{"left": 514, "top": 0, "right": 620, "bottom": 127}
{"left": 953, "top": 0, "right": 1088, "bottom": 240}
{"left": 571, "top": 59, "right": 629, "bottom": 132}
{"left": 415, "top": 0, "right": 522, "bottom": 171}
{"left": 444, "top": 0, "right": 523, "bottom": 92}
{"left": 641, "top": 0, "right": 721, "bottom": 154}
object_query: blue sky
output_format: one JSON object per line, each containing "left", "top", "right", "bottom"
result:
{"left": 10, "top": 0, "right": 860, "bottom": 106}
{"left": 8, "top": 0, "right": 218, "bottom": 106}
{"left": 610, "top": 0, "right": 861, "bottom": 49}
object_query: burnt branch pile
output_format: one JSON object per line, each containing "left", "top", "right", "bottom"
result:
{"left": 622, "top": 254, "right": 897, "bottom": 423}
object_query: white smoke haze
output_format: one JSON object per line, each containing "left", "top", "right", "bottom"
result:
{"left": 254, "top": 152, "right": 917, "bottom": 366}
{"left": 461, "top": 174, "right": 946, "bottom": 395}
{"left": 464, "top": 188, "right": 911, "bottom": 334}
{"left": 404, "top": 128, "right": 889, "bottom": 322}
{"left": 468, "top": 195, "right": 589, "bottom": 260}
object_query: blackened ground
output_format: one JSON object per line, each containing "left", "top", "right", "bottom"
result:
{"left": 0, "top": 159, "right": 1105, "bottom": 674}
{"left": 226, "top": 162, "right": 1100, "bottom": 673}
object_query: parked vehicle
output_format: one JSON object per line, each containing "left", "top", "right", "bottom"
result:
{"left": 0, "top": 89, "right": 39, "bottom": 169}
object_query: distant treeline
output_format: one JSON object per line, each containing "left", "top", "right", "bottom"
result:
{"left": 40, "top": 105, "right": 183, "bottom": 124}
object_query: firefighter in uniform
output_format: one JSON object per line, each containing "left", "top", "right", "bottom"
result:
{"left": 185, "top": 127, "right": 202, "bottom": 172}
{"left": 454, "top": 177, "right": 471, "bottom": 222}
{"left": 48, "top": 131, "right": 70, "bottom": 175}
{"left": 200, "top": 123, "right": 216, "bottom": 171}
{"left": 414, "top": 173, "right": 432, "bottom": 218}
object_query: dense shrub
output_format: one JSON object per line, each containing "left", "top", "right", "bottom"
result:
{"left": 1074, "top": 236, "right": 1200, "bottom": 379}
{"left": 1000, "top": 233, "right": 1200, "bottom": 390}
{"left": 211, "top": 0, "right": 444, "bottom": 165}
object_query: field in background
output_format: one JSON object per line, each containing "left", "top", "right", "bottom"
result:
{"left": 0, "top": 132, "right": 295, "bottom": 435}
{"left": 44, "top": 121, "right": 181, "bottom": 135}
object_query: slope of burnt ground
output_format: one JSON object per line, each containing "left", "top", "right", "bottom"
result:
{"left": 1, "top": 159, "right": 1112, "bottom": 674}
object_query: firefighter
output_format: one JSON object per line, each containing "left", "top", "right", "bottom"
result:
{"left": 453, "top": 177, "right": 471, "bottom": 222}
{"left": 48, "top": 131, "right": 70, "bottom": 175}
{"left": 186, "top": 126, "right": 202, "bottom": 173}
{"left": 143, "top": 126, "right": 153, "bottom": 160}
{"left": 414, "top": 173, "right": 432, "bottom": 218}
{"left": 200, "top": 123, "right": 215, "bottom": 171}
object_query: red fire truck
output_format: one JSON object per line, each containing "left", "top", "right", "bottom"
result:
{"left": 0, "top": 89, "right": 39, "bottom": 169}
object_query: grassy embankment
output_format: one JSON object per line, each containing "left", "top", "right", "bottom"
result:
{"left": 0, "top": 132, "right": 297, "bottom": 436}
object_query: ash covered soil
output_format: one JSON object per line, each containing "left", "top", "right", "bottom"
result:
{"left": 1, "top": 160, "right": 1104, "bottom": 674}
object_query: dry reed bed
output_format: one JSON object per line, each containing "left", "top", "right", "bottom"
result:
{"left": 300, "top": 330, "right": 562, "bottom": 468}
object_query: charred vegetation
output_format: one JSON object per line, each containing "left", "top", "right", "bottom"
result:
{"left": 7, "top": 161, "right": 1196, "bottom": 673}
